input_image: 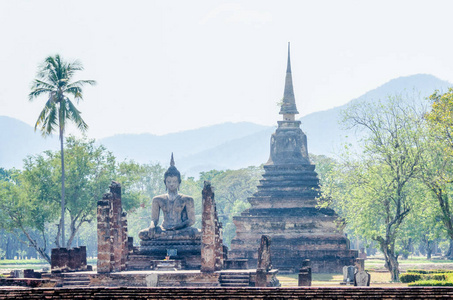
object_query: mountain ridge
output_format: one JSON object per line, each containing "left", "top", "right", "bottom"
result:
{"left": 1, "top": 74, "right": 451, "bottom": 176}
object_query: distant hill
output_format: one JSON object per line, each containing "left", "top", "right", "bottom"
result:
{"left": 98, "top": 122, "right": 269, "bottom": 166}
{"left": 177, "top": 127, "right": 276, "bottom": 176}
{"left": 0, "top": 116, "right": 58, "bottom": 169}
{"left": 1, "top": 74, "right": 451, "bottom": 176}
{"left": 301, "top": 74, "right": 452, "bottom": 157}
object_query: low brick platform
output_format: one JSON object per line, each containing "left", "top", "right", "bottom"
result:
{"left": 89, "top": 270, "right": 220, "bottom": 287}
{"left": 1, "top": 287, "right": 453, "bottom": 299}
{"left": 0, "top": 278, "right": 54, "bottom": 288}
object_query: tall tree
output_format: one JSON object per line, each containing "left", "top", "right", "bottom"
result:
{"left": 421, "top": 88, "right": 453, "bottom": 244}
{"left": 28, "top": 55, "right": 96, "bottom": 247}
{"left": 322, "top": 96, "right": 425, "bottom": 281}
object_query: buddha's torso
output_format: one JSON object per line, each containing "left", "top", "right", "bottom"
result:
{"left": 155, "top": 194, "right": 189, "bottom": 229}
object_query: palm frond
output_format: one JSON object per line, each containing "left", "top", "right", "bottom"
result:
{"left": 43, "top": 105, "right": 58, "bottom": 136}
{"left": 66, "top": 79, "right": 96, "bottom": 89}
{"left": 37, "top": 56, "right": 60, "bottom": 84}
{"left": 31, "top": 79, "right": 55, "bottom": 90}
{"left": 66, "top": 98, "right": 88, "bottom": 132}
{"left": 35, "top": 98, "right": 58, "bottom": 136}
{"left": 66, "top": 60, "right": 84, "bottom": 80}
{"left": 65, "top": 86, "right": 83, "bottom": 101}
{"left": 29, "top": 87, "right": 54, "bottom": 101}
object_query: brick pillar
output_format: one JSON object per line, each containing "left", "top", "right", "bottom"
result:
{"left": 214, "top": 215, "right": 224, "bottom": 270}
{"left": 97, "top": 181, "right": 129, "bottom": 273}
{"left": 257, "top": 235, "right": 272, "bottom": 271}
{"left": 110, "top": 181, "right": 124, "bottom": 272}
{"left": 201, "top": 181, "right": 218, "bottom": 272}
{"left": 121, "top": 212, "right": 128, "bottom": 270}
{"left": 256, "top": 235, "right": 272, "bottom": 287}
{"left": 97, "top": 195, "right": 112, "bottom": 273}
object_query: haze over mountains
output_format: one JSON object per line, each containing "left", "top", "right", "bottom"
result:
{"left": 1, "top": 74, "right": 451, "bottom": 176}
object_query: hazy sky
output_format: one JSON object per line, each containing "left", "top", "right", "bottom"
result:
{"left": 1, "top": 0, "right": 452, "bottom": 138}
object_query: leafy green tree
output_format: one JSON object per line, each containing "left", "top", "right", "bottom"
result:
{"left": 21, "top": 137, "right": 116, "bottom": 248}
{"left": 0, "top": 168, "right": 9, "bottom": 180}
{"left": 29, "top": 55, "right": 96, "bottom": 247}
{"left": 310, "top": 154, "right": 337, "bottom": 187}
{"left": 396, "top": 181, "right": 445, "bottom": 259}
{"left": 62, "top": 137, "right": 117, "bottom": 247}
{"left": 0, "top": 169, "right": 58, "bottom": 263}
{"left": 199, "top": 166, "right": 263, "bottom": 246}
{"left": 420, "top": 88, "right": 453, "bottom": 245}
{"left": 323, "top": 97, "right": 425, "bottom": 281}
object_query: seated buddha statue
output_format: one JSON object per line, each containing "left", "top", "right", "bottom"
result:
{"left": 139, "top": 154, "right": 201, "bottom": 241}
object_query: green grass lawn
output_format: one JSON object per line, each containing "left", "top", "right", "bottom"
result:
{"left": 277, "top": 256, "right": 453, "bottom": 287}
{"left": 0, "top": 258, "right": 97, "bottom": 274}
{"left": 0, "top": 259, "right": 49, "bottom": 273}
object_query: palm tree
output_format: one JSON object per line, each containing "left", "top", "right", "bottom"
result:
{"left": 29, "top": 55, "right": 96, "bottom": 248}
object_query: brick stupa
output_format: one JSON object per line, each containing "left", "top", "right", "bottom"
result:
{"left": 228, "top": 44, "right": 357, "bottom": 273}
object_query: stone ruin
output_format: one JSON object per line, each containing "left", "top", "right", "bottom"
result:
{"left": 228, "top": 43, "right": 358, "bottom": 273}
{"left": 93, "top": 178, "right": 278, "bottom": 287}
{"left": 255, "top": 235, "right": 277, "bottom": 287}
{"left": 298, "top": 259, "right": 312, "bottom": 286}
{"left": 201, "top": 181, "right": 224, "bottom": 272}
{"left": 96, "top": 181, "right": 128, "bottom": 273}
{"left": 51, "top": 246, "right": 89, "bottom": 272}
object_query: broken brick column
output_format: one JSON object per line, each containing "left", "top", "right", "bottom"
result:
{"left": 256, "top": 235, "right": 272, "bottom": 287}
{"left": 110, "top": 182, "right": 127, "bottom": 272}
{"left": 201, "top": 181, "right": 223, "bottom": 272}
{"left": 97, "top": 192, "right": 112, "bottom": 273}
{"left": 214, "top": 201, "right": 224, "bottom": 270}
{"left": 97, "top": 181, "right": 128, "bottom": 273}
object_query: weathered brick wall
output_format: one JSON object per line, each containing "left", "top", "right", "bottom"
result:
{"left": 96, "top": 198, "right": 112, "bottom": 273}
{"left": 97, "top": 181, "right": 128, "bottom": 273}
{"left": 2, "top": 287, "right": 453, "bottom": 299}
{"left": 89, "top": 272, "right": 219, "bottom": 287}
{"left": 201, "top": 181, "right": 223, "bottom": 272}
{"left": 51, "top": 247, "right": 87, "bottom": 272}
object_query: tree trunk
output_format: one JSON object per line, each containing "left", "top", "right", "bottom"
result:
{"left": 446, "top": 239, "right": 453, "bottom": 259}
{"left": 54, "top": 223, "right": 61, "bottom": 248}
{"left": 18, "top": 226, "right": 51, "bottom": 264}
{"left": 426, "top": 240, "right": 434, "bottom": 259}
{"left": 379, "top": 240, "right": 400, "bottom": 282}
{"left": 59, "top": 129, "right": 65, "bottom": 248}
{"left": 67, "top": 217, "right": 77, "bottom": 249}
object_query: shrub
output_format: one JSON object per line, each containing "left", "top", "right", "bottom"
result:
{"left": 400, "top": 273, "right": 423, "bottom": 283}
{"left": 408, "top": 280, "right": 453, "bottom": 286}
{"left": 406, "top": 269, "right": 453, "bottom": 274}
{"left": 400, "top": 272, "right": 451, "bottom": 283}
{"left": 428, "top": 274, "right": 448, "bottom": 281}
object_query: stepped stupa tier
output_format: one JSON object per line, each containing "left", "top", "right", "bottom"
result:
{"left": 228, "top": 44, "right": 357, "bottom": 273}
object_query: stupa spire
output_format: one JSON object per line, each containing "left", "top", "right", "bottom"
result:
{"left": 279, "top": 42, "right": 299, "bottom": 117}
